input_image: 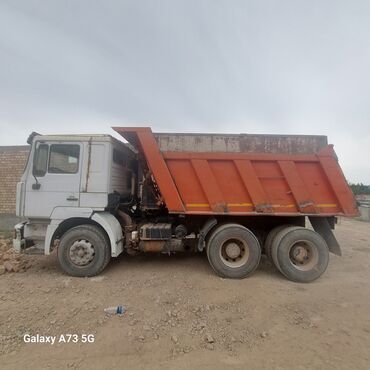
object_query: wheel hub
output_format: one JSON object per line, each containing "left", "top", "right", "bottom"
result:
{"left": 288, "top": 240, "right": 319, "bottom": 271}
{"left": 69, "top": 240, "right": 95, "bottom": 266}
{"left": 291, "top": 245, "right": 309, "bottom": 264}
{"left": 219, "top": 238, "right": 249, "bottom": 268}
{"left": 225, "top": 242, "right": 241, "bottom": 259}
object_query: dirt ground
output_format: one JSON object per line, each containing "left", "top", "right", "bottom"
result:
{"left": 0, "top": 217, "right": 370, "bottom": 370}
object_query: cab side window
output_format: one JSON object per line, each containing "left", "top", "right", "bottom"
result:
{"left": 48, "top": 145, "right": 80, "bottom": 174}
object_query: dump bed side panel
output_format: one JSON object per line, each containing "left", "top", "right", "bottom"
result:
{"left": 113, "top": 127, "right": 358, "bottom": 217}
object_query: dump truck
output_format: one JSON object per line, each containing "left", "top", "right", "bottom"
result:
{"left": 13, "top": 127, "right": 358, "bottom": 282}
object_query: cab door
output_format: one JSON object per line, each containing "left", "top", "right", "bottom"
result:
{"left": 24, "top": 142, "right": 82, "bottom": 218}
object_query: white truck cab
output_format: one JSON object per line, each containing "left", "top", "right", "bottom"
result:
{"left": 13, "top": 133, "right": 136, "bottom": 275}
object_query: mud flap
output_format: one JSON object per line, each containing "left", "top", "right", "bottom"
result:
{"left": 197, "top": 218, "right": 217, "bottom": 252}
{"left": 308, "top": 217, "right": 342, "bottom": 256}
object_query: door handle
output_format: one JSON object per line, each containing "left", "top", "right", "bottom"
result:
{"left": 66, "top": 196, "right": 78, "bottom": 201}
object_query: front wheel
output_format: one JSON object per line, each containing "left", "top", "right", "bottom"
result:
{"left": 57, "top": 225, "right": 111, "bottom": 277}
{"left": 206, "top": 224, "right": 261, "bottom": 279}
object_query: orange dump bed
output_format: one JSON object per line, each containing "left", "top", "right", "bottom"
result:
{"left": 113, "top": 127, "right": 358, "bottom": 217}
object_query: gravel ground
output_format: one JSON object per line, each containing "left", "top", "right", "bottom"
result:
{"left": 0, "top": 217, "right": 370, "bottom": 369}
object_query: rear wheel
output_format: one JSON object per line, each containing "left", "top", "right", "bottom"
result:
{"left": 271, "top": 226, "right": 304, "bottom": 273}
{"left": 57, "top": 225, "right": 111, "bottom": 277}
{"left": 271, "top": 227, "right": 329, "bottom": 283}
{"left": 264, "top": 224, "right": 292, "bottom": 262}
{"left": 206, "top": 224, "right": 261, "bottom": 279}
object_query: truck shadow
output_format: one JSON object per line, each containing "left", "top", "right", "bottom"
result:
{"left": 105, "top": 251, "right": 281, "bottom": 280}
{"left": 25, "top": 250, "right": 283, "bottom": 281}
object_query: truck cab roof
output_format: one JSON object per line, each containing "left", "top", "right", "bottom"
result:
{"left": 31, "top": 133, "right": 136, "bottom": 153}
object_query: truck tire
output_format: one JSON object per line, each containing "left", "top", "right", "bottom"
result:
{"left": 270, "top": 226, "right": 304, "bottom": 274}
{"left": 271, "top": 227, "right": 329, "bottom": 283}
{"left": 264, "top": 224, "right": 293, "bottom": 262}
{"left": 57, "top": 225, "right": 111, "bottom": 277}
{"left": 206, "top": 224, "right": 261, "bottom": 279}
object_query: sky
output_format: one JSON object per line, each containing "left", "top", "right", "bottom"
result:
{"left": 0, "top": 0, "right": 369, "bottom": 183}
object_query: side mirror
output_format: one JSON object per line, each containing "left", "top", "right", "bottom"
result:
{"left": 32, "top": 183, "right": 41, "bottom": 190}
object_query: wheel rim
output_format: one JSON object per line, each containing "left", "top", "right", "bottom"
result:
{"left": 69, "top": 239, "right": 95, "bottom": 266}
{"left": 219, "top": 238, "right": 249, "bottom": 268}
{"left": 288, "top": 240, "right": 319, "bottom": 271}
